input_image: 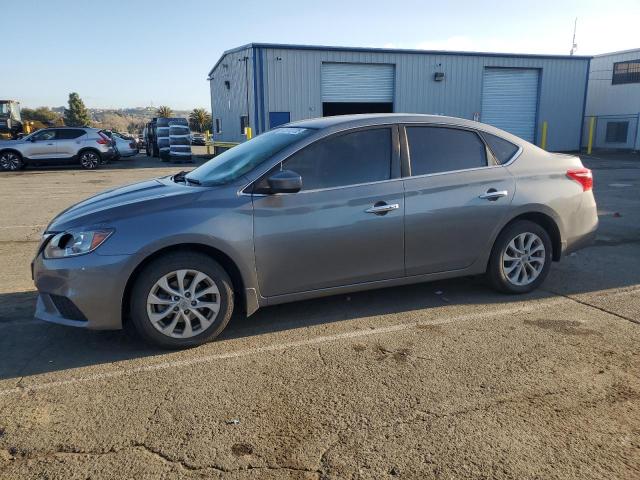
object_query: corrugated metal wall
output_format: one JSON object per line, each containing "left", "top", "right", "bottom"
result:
{"left": 584, "top": 50, "right": 640, "bottom": 150}
{"left": 211, "top": 46, "right": 589, "bottom": 151}
{"left": 209, "top": 47, "right": 255, "bottom": 144}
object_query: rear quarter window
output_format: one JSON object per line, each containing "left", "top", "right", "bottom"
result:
{"left": 481, "top": 132, "right": 519, "bottom": 164}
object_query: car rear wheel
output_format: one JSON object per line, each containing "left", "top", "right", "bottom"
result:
{"left": 0, "top": 151, "right": 24, "bottom": 171}
{"left": 487, "top": 220, "right": 552, "bottom": 294}
{"left": 79, "top": 150, "right": 101, "bottom": 169}
{"left": 130, "top": 252, "right": 234, "bottom": 348}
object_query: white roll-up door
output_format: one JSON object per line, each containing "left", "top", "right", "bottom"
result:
{"left": 481, "top": 68, "right": 539, "bottom": 142}
{"left": 321, "top": 63, "right": 395, "bottom": 103}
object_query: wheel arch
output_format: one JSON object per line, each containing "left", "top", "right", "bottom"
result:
{"left": 77, "top": 147, "right": 102, "bottom": 160}
{"left": 0, "top": 148, "right": 24, "bottom": 159}
{"left": 121, "top": 243, "right": 247, "bottom": 326}
{"left": 495, "top": 211, "right": 562, "bottom": 262}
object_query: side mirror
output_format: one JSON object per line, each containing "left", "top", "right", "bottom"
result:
{"left": 267, "top": 170, "right": 302, "bottom": 194}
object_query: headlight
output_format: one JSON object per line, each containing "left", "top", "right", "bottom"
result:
{"left": 43, "top": 229, "right": 114, "bottom": 259}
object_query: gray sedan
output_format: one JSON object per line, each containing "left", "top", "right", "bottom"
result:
{"left": 32, "top": 114, "right": 598, "bottom": 348}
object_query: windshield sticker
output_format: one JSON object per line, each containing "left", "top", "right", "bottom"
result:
{"left": 274, "top": 128, "right": 307, "bottom": 135}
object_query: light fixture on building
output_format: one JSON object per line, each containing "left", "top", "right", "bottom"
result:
{"left": 434, "top": 72, "right": 445, "bottom": 82}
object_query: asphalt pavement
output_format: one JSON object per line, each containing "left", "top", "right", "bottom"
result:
{"left": 0, "top": 151, "right": 638, "bottom": 479}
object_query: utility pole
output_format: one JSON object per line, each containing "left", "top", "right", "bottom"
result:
{"left": 570, "top": 18, "right": 578, "bottom": 56}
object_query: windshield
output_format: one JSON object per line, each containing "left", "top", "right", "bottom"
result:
{"left": 186, "top": 127, "right": 313, "bottom": 186}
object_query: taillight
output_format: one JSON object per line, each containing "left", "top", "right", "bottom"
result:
{"left": 129, "top": 142, "right": 136, "bottom": 148}
{"left": 566, "top": 168, "right": 593, "bottom": 191}
{"left": 96, "top": 132, "right": 110, "bottom": 145}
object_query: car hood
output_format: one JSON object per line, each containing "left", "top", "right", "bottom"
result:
{"left": 47, "top": 176, "right": 202, "bottom": 231}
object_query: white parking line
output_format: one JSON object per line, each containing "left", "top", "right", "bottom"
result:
{"left": 0, "top": 297, "right": 568, "bottom": 396}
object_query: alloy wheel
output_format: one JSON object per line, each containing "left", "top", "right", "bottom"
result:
{"left": 0, "top": 152, "right": 22, "bottom": 171}
{"left": 501, "top": 232, "right": 546, "bottom": 286}
{"left": 146, "top": 269, "right": 221, "bottom": 339}
{"left": 80, "top": 152, "right": 99, "bottom": 169}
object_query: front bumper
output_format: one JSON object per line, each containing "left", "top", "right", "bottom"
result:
{"left": 32, "top": 251, "right": 133, "bottom": 330}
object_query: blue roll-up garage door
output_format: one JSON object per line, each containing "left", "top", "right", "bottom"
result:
{"left": 321, "top": 63, "right": 395, "bottom": 102}
{"left": 481, "top": 68, "right": 539, "bottom": 142}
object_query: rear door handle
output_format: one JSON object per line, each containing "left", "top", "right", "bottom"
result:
{"left": 479, "top": 189, "right": 508, "bottom": 201}
{"left": 365, "top": 202, "right": 400, "bottom": 215}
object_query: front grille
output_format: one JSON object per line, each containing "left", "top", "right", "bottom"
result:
{"left": 49, "top": 294, "right": 88, "bottom": 322}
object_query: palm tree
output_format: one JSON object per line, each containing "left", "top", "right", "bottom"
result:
{"left": 189, "top": 108, "right": 212, "bottom": 133}
{"left": 156, "top": 105, "right": 173, "bottom": 118}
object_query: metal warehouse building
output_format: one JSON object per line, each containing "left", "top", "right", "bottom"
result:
{"left": 208, "top": 43, "right": 590, "bottom": 151}
{"left": 583, "top": 48, "right": 640, "bottom": 151}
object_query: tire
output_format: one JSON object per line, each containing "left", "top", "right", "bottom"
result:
{"left": 79, "top": 150, "right": 101, "bottom": 169}
{"left": 486, "top": 220, "right": 552, "bottom": 294}
{"left": 130, "top": 252, "right": 234, "bottom": 349}
{"left": 152, "top": 143, "right": 159, "bottom": 158}
{"left": 0, "top": 151, "right": 24, "bottom": 171}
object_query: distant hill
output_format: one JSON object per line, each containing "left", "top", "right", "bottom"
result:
{"left": 28, "top": 106, "right": 198, "bottom": 133}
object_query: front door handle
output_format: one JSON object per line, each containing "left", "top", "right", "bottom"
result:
{"left": 479, "top": 189, "right": 508, "bottom": 201}
{"left": 365, "top": 202, "right": 400, "bottom": 215}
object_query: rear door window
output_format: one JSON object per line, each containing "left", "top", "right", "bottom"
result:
{"left": 481, "top": 132, "right": 519, "bottom": 164}
{"left": 406, "top": 127, "right": 487, "bottom": 176}
{"left": 283, "top": 128, "right": 392, "bottom": 190}
{"left": 57, "top": 129, "right": 86, "bottom": 140}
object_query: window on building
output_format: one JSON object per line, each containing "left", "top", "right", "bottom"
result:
{"left": 481, "top": 132, "right": 519, "bottom": 164}
{"left": 215, "top": 118, "right": 221, "bottom": 134}
{"left": 605, "top": 121, "right": 629, "bottom": 143}
{"left": 283, "top": 128, "right": 392, "bottom": 190}
{"left": 240, "top": 115, "right": 249, "bottom": 135}
{"left": 406, "top": 127, "right": 488, "bottom": 176}
{"left": 612, "top": 60, "right": 640, "bottom": 85}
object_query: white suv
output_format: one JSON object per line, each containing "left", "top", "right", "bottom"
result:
{"left": 0, "top": 127, "right": 116, "bottom": 171}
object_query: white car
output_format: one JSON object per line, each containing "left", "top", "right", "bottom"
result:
{"left": 112, "top": 132, "right": 139, "bottom": 158}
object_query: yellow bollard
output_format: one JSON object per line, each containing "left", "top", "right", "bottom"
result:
{"left": 540, "top": 121, "right": 548, "bottom": 150}
{"left": 205, "top": 130, "right": 211, "bottom": 155}
{"left": 587, "top": 117, "right": 595, "bottom": 155}
{"left": 245, "top": 127, "right": 252, "bottom": 140}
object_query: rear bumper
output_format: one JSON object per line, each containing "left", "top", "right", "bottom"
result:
{"left": 100, "top": 148, "right": 116, "bottom": 160}
{"left": 563, "top": 220, "right": 598, "bottom": 256}
{"left": 32, "top": 251, "right": 132, "bottom": 330}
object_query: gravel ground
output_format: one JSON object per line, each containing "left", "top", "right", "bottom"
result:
{"left": 0, "top": 152, "right": 638, "bottom": 479}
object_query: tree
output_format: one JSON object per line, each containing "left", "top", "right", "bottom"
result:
{"left": 21, "top": 107, "right": 61, "bottom": 124}
{"left": 156, "top": 105, "right": 173, "bottom": 118}
{"left": 188, "top": 108, "right": 212, "bottom": 132}
{"left": 64, "top": 92, "right": 91, "bottom": 127}
{"left": 98, "top": 113, "right": 130, "bottom": 132}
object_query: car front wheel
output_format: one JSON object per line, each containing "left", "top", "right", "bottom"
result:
{"left": 487, "top": 220, "right": 552, "bottom": 294}
{"left": 0, "top": 151, "right": 24, "bottom": 171}
{"left": 130, "top": 252, "right": 234, "bottom": 348}
{"left": 79, "top": 151, "right": 101, "bottom": 169}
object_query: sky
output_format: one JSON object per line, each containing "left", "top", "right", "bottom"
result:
{"left": 4, "top": 0, "right": 639, "bottom": 110}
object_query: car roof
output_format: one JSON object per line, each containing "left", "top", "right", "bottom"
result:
{"left": 286, "top": 113, "right": 527, "bottom": 146}
{"left": 289, "top": 113, "right": 474, "bottom": 129}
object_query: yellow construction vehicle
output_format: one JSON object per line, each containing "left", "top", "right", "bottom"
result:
{"left": 0, "top": 100, "right": 26, "bottom": 139}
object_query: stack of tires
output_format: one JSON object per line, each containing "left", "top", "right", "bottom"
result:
{"left": 155, "top": 117, "right": 192, "bottom": 163}
{"left": 156, "top": 117, "right": 171, "bottom": 162}
{"left": 168, "top": 118, "right": 192, "bottom": 163}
